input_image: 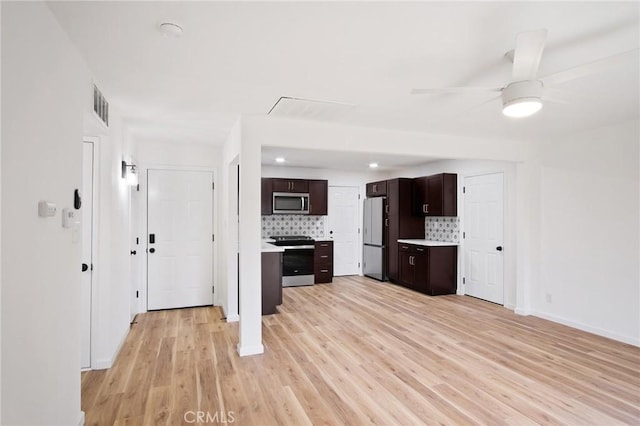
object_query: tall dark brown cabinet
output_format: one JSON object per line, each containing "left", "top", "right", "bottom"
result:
{"left": 376, "top": 178, "right": 424, "bottom": 282}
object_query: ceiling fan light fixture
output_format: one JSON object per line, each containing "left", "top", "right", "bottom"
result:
{"left": 502, "top": 98, "right": 543, "bottom": 118}
{"left": 501, "top": 80, "right": 544, "bottom": 118}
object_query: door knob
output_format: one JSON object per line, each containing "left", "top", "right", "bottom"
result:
{"left": 496, "top": 246, "right": 503, "bottom": 251}
{"left": 130, "top": 250, "right": 137, "bottom": 255}
{"left": 149, "top": 248, "right": 156, "bottom": 253}
{"left": 81, "top": 263, "right": 88, "bottom": 272}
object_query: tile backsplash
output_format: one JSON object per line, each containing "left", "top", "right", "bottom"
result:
{"left": 262, "top": 215, "right": 326, "bottom": 238}
{"left": 425, "top": 217, "right": 460, "bottom": 242}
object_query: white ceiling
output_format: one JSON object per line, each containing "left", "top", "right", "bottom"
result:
{"left": 49, "top": 1, "right": 639, "bottom": 169}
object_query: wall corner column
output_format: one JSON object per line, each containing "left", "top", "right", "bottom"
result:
{"left": 236, "top": 120, "right": 263, "bottom": 357}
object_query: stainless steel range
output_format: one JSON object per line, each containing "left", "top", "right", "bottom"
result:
{"left": 270, "top": 235, "right": 315, "bottom": 287}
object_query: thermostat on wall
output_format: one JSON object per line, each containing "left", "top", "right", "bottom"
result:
{"left": 38, "top": 201, "right": 56, "bottom": 217}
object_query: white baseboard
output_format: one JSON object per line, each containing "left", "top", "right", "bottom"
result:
{"left": 514, "top": 307, "right": 532, "bottom": 316}
{"left": 237, "top": 343, "right": 264, "bottom": 357}
{"left": 533, "top": 310, "right": 640, "bottom": 347}
{"left": 220, "top": 305, "right": 239, "bottom": 322}
{"left": 77, "top": 411, "right": 85, "bottom": 426}
{"left": 92, "top": 325, "right": 130, "bottom": 370}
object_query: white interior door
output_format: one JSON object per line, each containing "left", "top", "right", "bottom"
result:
{"left": 147, "top": 169, "right": 213, "bottom": 310}
{"left": 328, "top": 186, "right": 360, "bottom": 276}
{"left": 129, "top": 183, "right": 141, "bottom": 323}
{"left": 81, "top": 142, "right": 94, "bottom": 369}
{"left": 464, "top": 172, "right": 504, "bottom": 304}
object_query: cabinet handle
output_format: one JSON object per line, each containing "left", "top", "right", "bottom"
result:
{"left": 422, "top": 204, "right": 426, "bottom": 213}
{"left": 416, "top": 247, "right": 424, "bottom": 252}
{"left": 385, "top": 204, "right": 389, "bottom": 214}
{"left": 425, "top": 203, "right": 429, "bottom": 214}
{"left": 321, "top": 243, "right": 328, "bottom": 247}
{"left": 385, "top": 218, "right": 388, "bottom": 227}
{"left": 321, "top": 269, "right": 329, "bottom": 273}
{"left": 321, "top": 255, "right": 328, "bottom": 258}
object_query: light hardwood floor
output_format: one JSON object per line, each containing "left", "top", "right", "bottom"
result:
{"left": 82, "top": 276, "right": 640, "bottom": 425}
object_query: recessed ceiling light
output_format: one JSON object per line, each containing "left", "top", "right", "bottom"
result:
{"left": 369, "top": 162, "right": 379, "bottom": 168}
{"left": 159, "top": 22, "right": 184, "bottom": 38}
{"left": 275, "top": 157, "right": 286, "bottom": 163}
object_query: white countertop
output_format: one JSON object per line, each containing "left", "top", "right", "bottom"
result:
{"left": 397, "top": 239, "right": 459, "bottom": 247}
{"left": 262, "top": 239, "right": 284, "bottom": 253}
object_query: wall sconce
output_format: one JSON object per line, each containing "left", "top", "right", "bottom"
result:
{"left": 121, "top": 160, "right": 138, "bottom": 186}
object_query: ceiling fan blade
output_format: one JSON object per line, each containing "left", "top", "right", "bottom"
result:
{"left": 512, "top": 29, "right": 548, "bottom": 81}
{"left": 427, "top": 95, "right": 501, "bottom": 125}
{"left": 411, "top": 87, "right": 501, "bottom": 95}
{"left": 541, "top": 48, "right": 639, "bottom": 86}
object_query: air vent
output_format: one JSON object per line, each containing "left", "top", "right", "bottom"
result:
{"left": 93, "top": 85, "right": 109, "bottom": 126}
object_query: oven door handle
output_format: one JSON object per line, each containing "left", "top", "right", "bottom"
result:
{"left": 281, "top": 245, "right": 315, "bottom": 250}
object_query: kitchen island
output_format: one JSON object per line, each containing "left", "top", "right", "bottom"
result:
{"left": 261, "top": 239, "right": 284, "bottom": 314}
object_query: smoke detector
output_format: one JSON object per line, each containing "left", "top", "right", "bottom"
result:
{"left": 158, "top": 22, "right": 184, "bottom": 38}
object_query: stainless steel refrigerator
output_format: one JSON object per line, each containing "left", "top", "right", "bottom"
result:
{"left": 363, "top": 197, "right": 386, "bottom": 281}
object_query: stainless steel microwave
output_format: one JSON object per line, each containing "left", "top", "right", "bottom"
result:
{"left": 273, "top": 192, "right": 310, "bottom": 214}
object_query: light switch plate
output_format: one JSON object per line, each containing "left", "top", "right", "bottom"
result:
{"left": 38, "top": 201, "right": 56, "bottom": 217}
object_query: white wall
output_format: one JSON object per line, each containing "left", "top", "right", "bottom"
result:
{"left": 85, "top": 109, "right": 137, "bottom": 369}
{"left": 1, "top": 2, "right": 87, "bottom": 423}
{"left": 237, "top": 119, "right": 263, "bottom": 356}
{"left": 220, "top": 121, "right": 241, "bottom": 322}
{"left": 0, "top": 3, "right": 3, "bottom": 419}
{"left": 219, "top": 118, "right": 264, "bottom": 355}
{"left": 133, "top": 140, "right": 221, "bottom": 312}
{"left": 386, "top": 159, "right": 518, "bottom": 309}
{"left": 250, "top": 115, "right": 529, "bottom": 162}
{"left": 534, "top": 119, "right": 639, "bottom": 345}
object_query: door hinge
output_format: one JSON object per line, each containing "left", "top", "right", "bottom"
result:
{"left": 463, "top": 186, "right": 465, "bottom": 194}
{"left": 136, "top": 237, "right": 139, "bottom": 245}
{"left": 358, "top": 228, "right": 361, "bottom": 234}
{"left": 358, "top": 262, "right": 361, "bottom": 268}
{"left": 463, "top": 277, "right": 466, "bottom": 284}
{"left": 212, "top": 234, "right": 215, "bottom": 242}
{"left": 358, "top": 193, "right": 361, "bottom": 200}
{"left": 463, "top": 232, "right": 465, "bottom": 239}
{"left": 212, "top": 182, "right": 215, "bottom": 190}
{"left": 212, "top": 285, "right": 215, "bottom": 294}
{"left": 136, "top": 290, "right": 139, "bottom": 298}
{"left": 136, "top": 183, "right": 140, "bottom": 192}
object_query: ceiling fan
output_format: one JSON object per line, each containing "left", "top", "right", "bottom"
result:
{"left": 411, "top": 29, "right": 638, "bottom": 118}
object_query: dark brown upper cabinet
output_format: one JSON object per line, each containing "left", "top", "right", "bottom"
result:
{"left": 272, "top": 178, "right": 308, "bottom": 193}
{"left": 366, "top": 180, "right": 387, "bottom": 197}
{"left": 308, "top": 180, "right": 328, "bottom": 215}
{"left": 261, "top": 178, "right": 328, "bottom": 215}
{"left": 413, "top": 173, "right": 457, "bottom": 216}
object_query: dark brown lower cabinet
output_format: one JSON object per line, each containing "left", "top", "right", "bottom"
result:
{"left": 261, "top": 252, "right": 283, "bottom": 314}
{"left": 314, "top": 240, "right": 333, "bottom": 283}
{"left": 398, "top": 243, "right": 457, "bottom": 295}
